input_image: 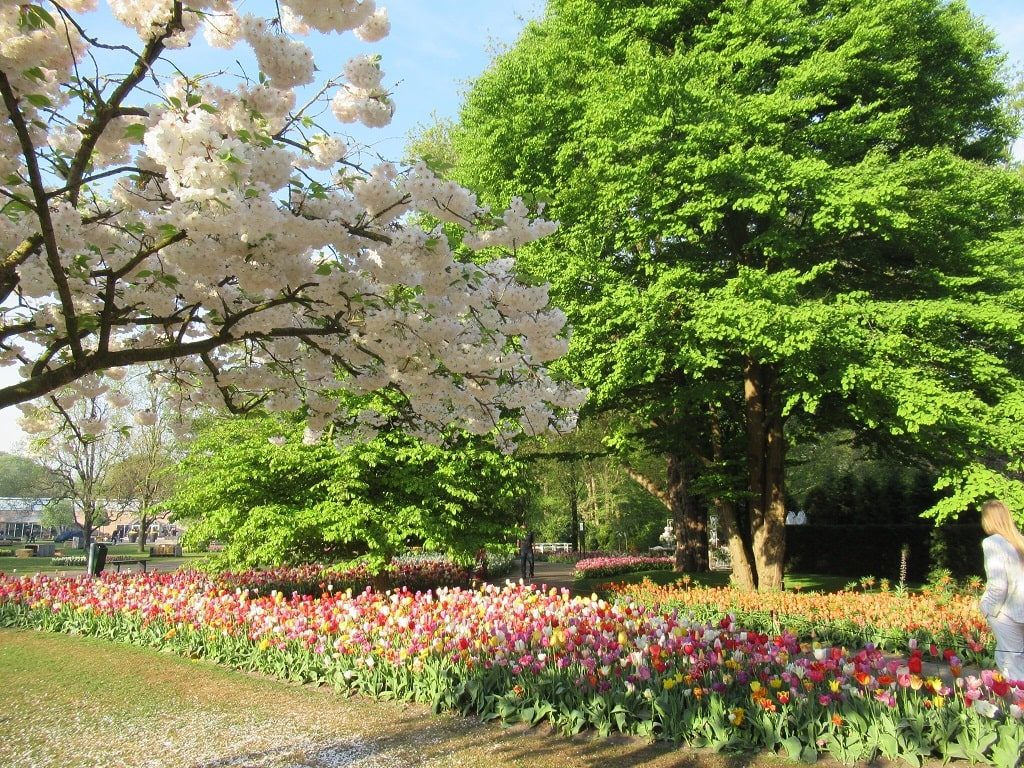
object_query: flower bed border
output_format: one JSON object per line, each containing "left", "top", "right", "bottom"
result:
{"left": 0, "top": 574, "right": 1021, "bottom": 765}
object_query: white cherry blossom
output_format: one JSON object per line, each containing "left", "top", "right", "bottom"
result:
{"left": 0, "top": 1, "right": 586, "bottom": 447}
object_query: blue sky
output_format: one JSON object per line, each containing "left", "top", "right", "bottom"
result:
{"left": 373, "top": 0, "right": 1023, "bottom": 160}
{"left": 0, "top": 0, "right": 1020, "bottom": 452}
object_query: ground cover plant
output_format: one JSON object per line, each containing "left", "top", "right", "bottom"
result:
{"left": 613, "top": 578, "right": 992, "bottom": 667}
{"left": 1, "top": 570, "right": 1020, "bottom": 765}
{"left": 544, "top": 551, "right": 607, "bottom": 564}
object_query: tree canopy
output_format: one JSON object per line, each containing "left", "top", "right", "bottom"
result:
{"left": 450, "top": 0, "right": 1024, "bottom": 588}
{"left": 169, "top": 414, "right": 530, "bottom": 570}
{"left": 0, "top": 452, "right": 54, "bottom": 497}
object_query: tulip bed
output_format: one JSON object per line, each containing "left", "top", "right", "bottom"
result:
{"left": 546, "top": 551, "right": 609, "bottom": 564}
{"left": 1, "top": 570, "right": 1022, "bottom": 765}
{"left": 574, "top": 556, "right": 674, "bottom": 580}
{"left": 613, "top": 579, "right": 992, "bottom": 667}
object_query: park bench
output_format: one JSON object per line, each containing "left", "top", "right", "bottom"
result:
{"left": 110, "top": 558, "right": 148, "bottom": 573}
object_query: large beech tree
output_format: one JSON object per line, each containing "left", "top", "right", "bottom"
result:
{"left": 451, "top": 0, "right": 1024, "bottom": 589}
{"left": 0, "top": 2, "right": 582, "bottom": 447}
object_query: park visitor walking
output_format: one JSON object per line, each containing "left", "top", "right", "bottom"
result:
{"left": 519, "top": 529, "right": 535, "bottom": 580}
{"left": 979, "top": 499, "right": 1024, "bottom": 681}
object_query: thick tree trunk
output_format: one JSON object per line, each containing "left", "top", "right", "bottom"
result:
{"left": 667, "top": 454, "right": 708, "bottom": 572}
{"left": 138, "top": 514, "right": 149, "bottom": 552}
{"left": 569, "top": 490, "right": 579, "bottom": 552}
{"left": 709, "top": 405, "right": 757, "bottom": 589}
{"left": 744, "top": 357, "right": 787, "bottom": 590}
{"left": 81, "top": 502, "right": 94, "bottom": 549}
{"left": 715, "top": 498, "right": 757, "bottom": 589}
{"left": 622, "top": 460, "right": 708, "bottom": 572}
{"left": 586, "top": 475, "right": 598, "bottom": 550}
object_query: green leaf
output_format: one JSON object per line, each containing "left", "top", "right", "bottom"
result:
{"left": 782, "top": 736, "right": 804, "bottom": 760}
{"left": 123, "top": 123, "right": 147, "bottom": 141}
{"left": 23, "top": 93, "right": 52, "bottom": 109}
{"left": 19, "top": 5, "right": 56, "bottom": 30}
{"left": 2, "top": 199, "right": 33, "bottom": 220}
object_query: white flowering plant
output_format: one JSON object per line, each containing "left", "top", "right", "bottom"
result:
{"left": 0, "top": 1, "right": 585, "bottom": 448}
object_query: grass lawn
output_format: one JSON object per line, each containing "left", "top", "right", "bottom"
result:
{"left": 0, "top": 627, "right": 929, "bottom": 768}
{"left": 0, "top": 549, "right": 208, "bottom": 575}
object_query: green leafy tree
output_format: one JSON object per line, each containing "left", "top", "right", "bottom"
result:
{"left": 39, "top": 498, "right": 75, "bottom": 533}
{"left": 168, "top": 415, "right": 530, "bottom": 570}
{"left": 523, "top": 415, "right": 668, "bottom": 553}
{"left": 0, "top": 453, "right": 55, "bottom": 498}
{"left": 452, "top": 0, "right": 1024, "bottom": 589}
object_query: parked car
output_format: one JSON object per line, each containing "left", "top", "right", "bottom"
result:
{"left": 54, "top": 529, "right": 84, "bottom": 543}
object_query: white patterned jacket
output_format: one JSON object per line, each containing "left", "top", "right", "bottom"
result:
{"left": 980, "top": 534, "right": 1024, "bottom": 622}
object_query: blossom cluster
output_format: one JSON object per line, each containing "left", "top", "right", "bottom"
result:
{"left": 1, "top": 571, "right": 1022, "bottom": 762}
{"left": 574, "top": 556, "right": 674, "bottom": 580}
{"left": 0, "top": 2, "right": 584, "bottom": 447}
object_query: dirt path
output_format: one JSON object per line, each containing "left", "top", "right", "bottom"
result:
{"left": 488, "top": 560, "right": 578, "bottom": 593}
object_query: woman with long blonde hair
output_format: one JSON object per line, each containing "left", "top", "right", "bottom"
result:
{"left": 979, "top": 500, "right": 1024, "bottom": 680}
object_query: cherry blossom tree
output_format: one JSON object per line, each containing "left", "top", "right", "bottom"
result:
{"left": 0, "top": 1, "right": 584, "bottom": 448}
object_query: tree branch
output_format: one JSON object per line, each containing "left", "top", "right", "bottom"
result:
{"left": 64, "top": 2, "right": 185, "bottom": 208}
{"left": 622, "top": 462, "right": 673, "bottom": 512}
{"left": 0, "top": 71, "right": 85, "bottom": 361}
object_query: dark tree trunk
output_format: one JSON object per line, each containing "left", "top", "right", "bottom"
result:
{"left": 709, "top": 405, "right": 757, "bottom": 589}
{"left": 667, "top": 454, "right": 708, "bottom": 573}
{"left": 744, "top": 356, "right": 787, "bottom": 590}
{"left": 569, "top": 493, "right": 577, "bottom": 552}
{"left": 81, "top": 501, "right": 95, "bottom": 550}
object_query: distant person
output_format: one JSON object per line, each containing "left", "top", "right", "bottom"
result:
{"left": 519, "top": 529, "right": 535, "bottom": 580}
{"left": 979, "top": 499, "right": 1024, "bottom": 681}
{"left": 474, "top": 547, "right": 488, "bottom": 581}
